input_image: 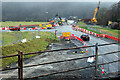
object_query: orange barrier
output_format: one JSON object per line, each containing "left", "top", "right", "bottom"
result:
{"left": 76, "top": 37, "right": 83, "bottom": 44}
{"left": 105, "top": 34, "right": 120, "bottom": 41}
{"left": 72, "top": 27, "right": 120, "bottom": 42}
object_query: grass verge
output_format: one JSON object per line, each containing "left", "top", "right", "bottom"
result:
{"left": 93, "top": 27, "right": 119, "bottom": 38}
{"left": 1, "top": 31, "right": 59, "bottom": 67}
{"left": 77, "top": 21, "right": 87, "bottom": 25}
{"left": 0, "top": 21, "right": 48, "bottom": 27}
{"left": 78, "top": 26, "right": 101, "bottom": 34}
{"left": 77, "top": 21, "right": 119, "bottom": 38}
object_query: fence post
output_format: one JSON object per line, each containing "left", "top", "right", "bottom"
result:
{"left": 14, "top": 32, "right": 16, "bottom": 44}
{"left": 33, "top": 32, "right": 35, "bottom": 39}
{"left": 55, "top": 30, "right": 57, "bottom": 39}
{"left": 95, "top": 43, "right": 98, "bottom": 78}
{"left": 18, "top": 51, "right": 23, "bottom": 80}
{"left": 38, "top": 29, "right": 40, "bottom": 36}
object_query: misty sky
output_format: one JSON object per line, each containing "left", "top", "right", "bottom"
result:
{"left": 2, "top": 0, "right": 120, "bottom": 2}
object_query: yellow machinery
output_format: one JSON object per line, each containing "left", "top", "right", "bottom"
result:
{"left": 91, "top": 1, "right": 100, "bottom": 23}
{"left": 108, "top": 21, "right": 112, "bottom": 25}
{"left": 62, "top": 32, "right": 71, "bottom": 37}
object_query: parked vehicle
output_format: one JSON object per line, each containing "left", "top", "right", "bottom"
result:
{"left": 80, "top": 34, "right": 90, "bottom": 41}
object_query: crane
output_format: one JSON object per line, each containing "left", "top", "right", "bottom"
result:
{"left": 91, "top": 1, "right": 100, "bottom": 23}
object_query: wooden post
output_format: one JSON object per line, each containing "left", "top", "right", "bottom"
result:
{"left": 95, "top": 43, "right": 98, "bottom": 78}
{"left": 18, "top": 51, "right": 23, "bottom": 80}
{"left": 55, "top": 30, "right": 57, "bottom": 39}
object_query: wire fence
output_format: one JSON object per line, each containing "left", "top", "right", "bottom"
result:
{"left": 0, "top": 42, "right": 119, "bottom": 80}
{"left": 1, "top": 30, "right": 41, "bottom": 46}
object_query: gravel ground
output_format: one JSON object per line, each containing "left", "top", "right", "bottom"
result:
{"left": 1, "top": 40, "right": 95, "bottom": 80}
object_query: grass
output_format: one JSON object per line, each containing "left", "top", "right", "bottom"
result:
{"left": 77, "top": 21, "right": 119, "bottom": 38}
{"left": 1, "top": 31, "right": 42, "bottom": 46}
{"left": 1, "top": 31, "right": 59, "bottom": 67}
{"left": 77, "top": 21, "right": 87, "bottom": 25}
{"left": 0, "top": 21, "right": 48, "bottom": 27}
{"left": 91, "top": 27, "right": 119, "bottom": 38}
{"left": 78, "top": 26, "right": 101, "bottom": 34}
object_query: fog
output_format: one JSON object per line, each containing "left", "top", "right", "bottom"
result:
{"left": 2, "top": 2, "right": 115, "bottom": 21}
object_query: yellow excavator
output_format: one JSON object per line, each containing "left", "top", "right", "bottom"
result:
{"left": 91, "top": 1, "right": 100, "bottom": 23}
{"left": 78, "top": 1, "right": 100, "bottom": 24}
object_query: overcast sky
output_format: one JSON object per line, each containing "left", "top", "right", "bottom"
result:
{"left": 1, "top": 0, "right": 120, "bottom": 2}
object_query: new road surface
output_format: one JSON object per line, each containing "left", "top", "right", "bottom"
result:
{"left": 1, "top": 25, "right": 119, "bottom": 79}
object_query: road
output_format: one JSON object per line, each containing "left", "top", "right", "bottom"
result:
{"left": 40, "top": 25, "right": 119, "bottom": 74}
{"left": 21, "top": 25, "right": 119, "bottom": 74}
{"left": 57, "top": 25, "right": 119, "bottom": 73}
{"left": 1, "top": 25, "right": 119, "bottom": 79}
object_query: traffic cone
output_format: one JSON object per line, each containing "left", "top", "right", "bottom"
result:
{"left": 102, "top": 67, "right": 105, "bottom": 75}
{"left": 84, "top": 42, "right": 86, "bottom": 47}
{"left": 85, "top": 49, "right": 88, "bottom": 53}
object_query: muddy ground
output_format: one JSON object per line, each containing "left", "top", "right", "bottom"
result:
{"left": 1, "top": 40, "right": 96, "bottom": 80}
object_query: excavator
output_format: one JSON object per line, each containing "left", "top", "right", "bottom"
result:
{"left": 78, "top": 1, "right": 100, "bottom": 24}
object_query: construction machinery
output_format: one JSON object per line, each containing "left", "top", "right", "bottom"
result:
{"left": 78, "top": 1, "right": 100, "bottom": 24}
{"left": 91, "top": 1, "right": 100, "bottom": 23}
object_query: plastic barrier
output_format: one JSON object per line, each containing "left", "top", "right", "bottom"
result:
{"left": 72, "top": 27, "right": 120, "bottom": 42}
{"left": 60, "top": 36, "right": 63, "bottom": 39}
{"left": 32, "top": 28, "right": 35, "bottom": 30}
{"left": 23, "top": 27, "right": 26, "bottom": 30}
{"left": 76, "top": 37, "right": 83, "bottom": 44}
{"left": 105, "top": 34, "right": 120, "bottom": 41}
{"left": 52, "top": 24, "right": 55, "bottom": 27}
{"left": 2, "top": 27, "right": 5, "bottom": 30}
{"left": 72, "top": 34, "right": 76, "bottom": 39}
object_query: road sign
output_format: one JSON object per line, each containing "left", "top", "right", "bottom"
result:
{"left": 62, "top": 32, "right": 71, "bottom": 37}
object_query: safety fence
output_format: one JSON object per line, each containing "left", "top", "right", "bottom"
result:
{"left": 78, "top": 25, "right": 113, "bottom": 36}
{"left": 60, "top": 34, "right": 83, "bottom": 44}
{"left": 0, "top": 23, "right": 57, "bottom": 30}
{"left": 72, "top": 26, "right": 120, "bottom": 42}
{"left": 1, "top": 31, "right": 41, "bottom": 46}
{"left": 0, "top": 42, "right": 119, "bottom": 80}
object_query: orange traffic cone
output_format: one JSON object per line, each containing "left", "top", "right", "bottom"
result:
{"left": 84, "top": 42, "right": 86, "bottom": 47}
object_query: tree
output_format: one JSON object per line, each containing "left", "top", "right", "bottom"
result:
{"left": 97, "top": 2, "right": 119, "bottom": 27}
